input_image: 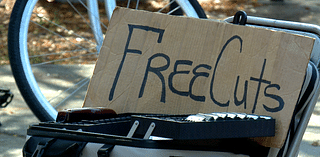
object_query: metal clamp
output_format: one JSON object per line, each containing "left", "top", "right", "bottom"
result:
{"left": 233, "top": 11, "right": 247, "bottom": 25}
{"left": 127, "top": 120, "right": 139, "bottom": 138}
{"left": 143, "top": 122, "right": 156, "bottom": 139}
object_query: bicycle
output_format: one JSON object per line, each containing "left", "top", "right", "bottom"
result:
{"left": 8, "top": 0, "right": 207, "bottom": 122}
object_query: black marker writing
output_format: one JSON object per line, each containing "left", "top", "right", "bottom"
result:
{"left": 139, "top": 53, "right": 170, "bottom": 103}
{"left": 250, "top": 59, "right": 271, "bottom": 113}
{"left": 234, "top": 76, "right": 248, "bottom": 109}
{"left": 109, "top": 24, "right": 165, "bottom": 101}
{"left": 107, "top": 26, "right": 285, "bottom": 113}
{"left": 168, "top": 60, "right": 193, "bottom": 97}
{"left": 210, "top": 35, "right": 243, "bottom": 107}
{"left": 263, "top": 84, "right": 284, "bottom": 112}
{"left": 189, "top": 64, "right": 212, "bottom": 102}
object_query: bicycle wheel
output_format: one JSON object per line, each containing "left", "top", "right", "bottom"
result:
{"left": 8, "top": 0, "right": 207, "bottom": 122}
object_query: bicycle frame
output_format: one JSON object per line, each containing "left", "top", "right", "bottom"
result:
{"left": 87, "top": 0, "right": 104, "bottom": 52}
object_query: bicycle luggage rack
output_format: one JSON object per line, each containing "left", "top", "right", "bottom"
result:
{"left": 29, "top": 112, "right": 275, "bottom": 140}
{"left": 27, "top": 112, "right": 275, "bottom": 156}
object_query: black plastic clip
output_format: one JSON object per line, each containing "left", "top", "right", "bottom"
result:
{"left": 31, "top": 139, "right": 56, "bottom": 157}
{"left": 233, "top": 11, "right": 247, "bottom": 25}
{"left": 98, "top": 144, "right": 115, "bottom": 157}
{"left": 0, "top": 88, "right": 14, "bottom": 108}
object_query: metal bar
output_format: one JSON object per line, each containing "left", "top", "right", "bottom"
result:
{"left": 224, "top": 16, "right": 320, "bottom": 37}
{"left": 286, "top": 78, "right": 320, "bottom": 156}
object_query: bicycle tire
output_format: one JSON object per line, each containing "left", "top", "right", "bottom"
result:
{"left": 8, "top": 0, "right": 207, "bottom": 122}
{"left": 9, "top": 0, "right": 57, "bottom": 121}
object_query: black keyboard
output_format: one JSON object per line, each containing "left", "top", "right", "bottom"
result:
{"left": 131, "top": 112, "right": 275, "bottom": 140}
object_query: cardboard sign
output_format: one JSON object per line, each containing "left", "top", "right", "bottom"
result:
{"left": 84, "top": 7, "right": 315, "bottom": 148}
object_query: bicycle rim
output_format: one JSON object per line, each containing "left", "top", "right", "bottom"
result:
{"left": 8, "top": 0, "right": 206, "bottom": 122}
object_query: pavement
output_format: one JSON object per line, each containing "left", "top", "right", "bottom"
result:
{"left": 0, "top": 0, "right": 320, "bottom": 156}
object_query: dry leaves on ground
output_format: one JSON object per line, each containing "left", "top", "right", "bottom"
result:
{"left": 0, "top": 0, "right": 261, "bottom": 65}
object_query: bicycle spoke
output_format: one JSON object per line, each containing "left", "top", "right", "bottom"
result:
{"left": 135, "top": 0, "right": 140, "bottom": 9}
{"left": 167, "top": 6, "right": 181, "bottom": 15}
{"left": 49, "top": 77, "right": 90, "bottom": 103}
{"left": 66, "top": 0, "right": 93, "bottom": 30}
{"left": 77, "top": 0, "right": 108, "bottom": 30}
{"left": 31, "top": 52, "right": 96, "bottom": 66}
{"left": 51, "top": 77, "right": 91, "bottom": 109}
{"left": 127, "top": 0, "right": 131, "bottom": 8}
{"left": 158, "top": 0, "right": 176, "bottom": 13}
{"left": 29, "top": 49, "right": 94, "bottom": 58}
{"left": 31, "top": 21, "right": 86, "bottom": 50}
{"left": 32, "top": 13, "right": 97, "bottom": 46}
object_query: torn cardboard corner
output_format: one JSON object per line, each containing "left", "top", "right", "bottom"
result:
{"left": 84, "top": 7, "right": 315, "bottom": 148}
